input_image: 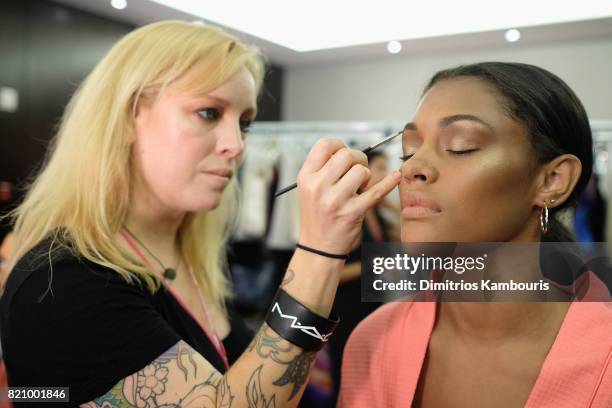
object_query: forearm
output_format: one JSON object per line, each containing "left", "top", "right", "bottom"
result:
{"left": 221, "top": 323, "right": 315, "bottom": 407}
{"left": 281, "top": 250, "right": 343, "bottom": 314}
{"left": 95, "top": 321, "right": 327, "bottom": 408}
{"left": 221, "top": 250, "right": 343, "bottom": 407}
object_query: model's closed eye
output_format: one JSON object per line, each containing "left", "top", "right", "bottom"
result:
{"left": 446, "top": 149, "right": 479, "bottom": 155}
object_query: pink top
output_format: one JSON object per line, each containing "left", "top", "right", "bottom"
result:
{"left": 339, "top": 300, "right": 612, "bottom": 407}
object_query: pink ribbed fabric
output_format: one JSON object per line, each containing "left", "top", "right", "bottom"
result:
{"left": 339, "top": 300, "right": 612, "bottom": 407}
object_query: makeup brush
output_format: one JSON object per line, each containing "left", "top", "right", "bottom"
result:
{"left": 274, "top": 129, "right": 404, "bottom": 197}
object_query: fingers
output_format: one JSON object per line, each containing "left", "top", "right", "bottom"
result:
{"left": 332, "top": 164, "right": 371, "bottom": 200}
{"left": 300, "top": 139, "right": 346, "bottom": 174}
{"left": 317, "top": 148, "right": 368, "bottom": 187}
{"left": 352, "top": 171, "right": 401, "bottom": 212}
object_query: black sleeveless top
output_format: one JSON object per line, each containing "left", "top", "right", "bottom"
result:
{"left": 0, "top": 237, "right": 253, "bottom": 406}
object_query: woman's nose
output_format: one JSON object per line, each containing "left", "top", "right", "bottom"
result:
{"left": 400, "top": 157, "right": 438, "bottom": 185}
{"left": 216, "top": 122, "right": 244, "bottom": 159}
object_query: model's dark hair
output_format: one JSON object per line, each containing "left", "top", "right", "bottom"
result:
{"left": 425, "top": 62, "right": 593, "bottom": 242}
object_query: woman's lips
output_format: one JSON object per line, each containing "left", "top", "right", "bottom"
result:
{"left": 401, "top": 192, "right": 441, "bottom": 219}
{"left": 402, "top": 206, "right": 441, "bottom": 219}
{"left": 204, "top": 168, "right": 233, "bottom": 178}
{"left": 201, "top": 168, "right": 233, "bottom": 188}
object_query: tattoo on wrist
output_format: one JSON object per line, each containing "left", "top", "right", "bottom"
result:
{"left": 273, "top": 352, "right": 315, "bottom": 400}
{"left": 248, "top": 324, "right": 316, "bottom": 400}
{"left": 281, "top": 269, "right": 295, "bottom": 287}
{"left": 247, "top": 365, "right": 277, "bottom": 408}
{"left": 248, "top": 325, "right": 294, "bottom": 364}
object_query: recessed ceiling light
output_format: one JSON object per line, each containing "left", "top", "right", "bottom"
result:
{"left": 111, "top": 0, "right": 127, "bottom": 10}
{"left": 387, "top": 40, "right": 402, "bottom": 54}
{"left": 148, "top": 0, "right": 612, "bottom": 51}
{"left": 505, "top": 28, "right": 521, "bottom": 42}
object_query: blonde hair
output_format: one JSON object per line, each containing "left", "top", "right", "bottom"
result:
{"left": 6, "top": 20, "right": 265, "bottom": 314}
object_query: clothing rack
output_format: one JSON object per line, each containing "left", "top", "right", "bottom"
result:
{"left": 246, "top": 121, "right": 391, "bottom": 155}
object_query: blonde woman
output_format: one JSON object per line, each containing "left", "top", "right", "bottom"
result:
{"left": 0, "top": 21, "right": 400, "bottom": 407}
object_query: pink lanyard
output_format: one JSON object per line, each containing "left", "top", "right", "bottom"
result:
{"left": 120, "top": 229, "right": 229, "bottom": 369}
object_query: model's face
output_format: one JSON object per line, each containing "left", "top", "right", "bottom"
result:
{"left": 400, "top": 77, "right": 540, "bottom": 242}
{"left": 133, "top": 67, "right": 257, "bottom": 213}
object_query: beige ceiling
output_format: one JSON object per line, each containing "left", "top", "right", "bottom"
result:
{"left": 52, "top": 0, "right": 612, "bottom": 66}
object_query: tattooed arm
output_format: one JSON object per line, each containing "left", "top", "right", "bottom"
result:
{"left": 87, "top": 253, "right": 342, "bottom": 408}
{"left": 88, "top": 329, "right": 309, "bottom": 408}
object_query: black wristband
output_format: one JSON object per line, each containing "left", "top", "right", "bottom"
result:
{"left": 266, "top": 288, "right": 340, "bottom": 352}
{"left": 296, "top": 243, "right": 349, "bottom": 260}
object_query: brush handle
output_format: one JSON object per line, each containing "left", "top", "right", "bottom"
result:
{"left": 274, "top": 130, "right": 402, "bottom": 197}
{"left": 274, "top": 182, "right": 298, "bottom": 197}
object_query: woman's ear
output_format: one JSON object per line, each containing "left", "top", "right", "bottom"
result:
{"left": 534, "top": 154, "right": 582, "bottom": 208}
{"left": 129, "top": 99, "right": 153, "bottom": 145}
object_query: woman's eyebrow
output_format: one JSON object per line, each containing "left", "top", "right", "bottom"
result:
{"left": 402, "top": 114, "right": 493, "bottom": 133}
{"left": 196, "top": 94, "right": 229, "bottom": 106}
{"left": 439, "top": 114, "right": 494, "bottom": 131}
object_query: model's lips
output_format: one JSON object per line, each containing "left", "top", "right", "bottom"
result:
{"left": 202, "top": 168, "right": 234, "bottom": 178}
{"left": 401, "top": 192, "right": 441, "bottom": 219}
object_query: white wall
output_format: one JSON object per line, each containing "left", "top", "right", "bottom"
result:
{"left": 283, "top": 36, "right": 612, "bottom": 121}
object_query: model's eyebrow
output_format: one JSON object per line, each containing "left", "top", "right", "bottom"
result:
{"left": 439, "top": 114, "right": 494, "bottom": 131}
{"left": 198, "top": 95, "right": 257, "bottom": 117}
{"left": 402, "top": 114, "right": 494, "bottom": 134}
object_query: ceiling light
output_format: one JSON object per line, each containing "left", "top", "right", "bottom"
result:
{"left": 387, "top": 40, "right": 402, "bottom": 54}
{"left": 111, "top": 0, "right": 127, "bottom": 10}
{"left": 148, "top": 0, "right": 612, "bottom": 52}
{"left": 505, "top": 29, "right": 521, "bottom": 42}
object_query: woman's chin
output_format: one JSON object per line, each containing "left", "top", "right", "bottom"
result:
{"left": 201, "top": 200, "right": 222, "bottom": 212}
{"left": 184, "top": 196, "right": 222, "bottom": 213}
{"left": 401, "top": 226, "right": 445, "bottom": 243}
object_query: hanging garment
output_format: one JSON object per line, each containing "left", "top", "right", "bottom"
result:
{"left": 266, "top": 143, "right": 307, "bottom": 249}
{"left": 234, "top": 147, "right": 277, "bottom": 240}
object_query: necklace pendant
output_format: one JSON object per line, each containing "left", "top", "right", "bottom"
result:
{"left": 163, "top": 268, "right": 177, "bottom": 281}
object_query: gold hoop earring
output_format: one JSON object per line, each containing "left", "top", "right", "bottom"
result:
{"left": 540, "top": 202, "right": 549, "bottom": 234}
{"left": 540, "top": 199, "right": 555, "bottom": 234}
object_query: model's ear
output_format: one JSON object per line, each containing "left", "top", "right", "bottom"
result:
{"left": 533, "top": 154, "right": 582, "bottom": 208}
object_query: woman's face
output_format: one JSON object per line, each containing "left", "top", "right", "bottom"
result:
{"left": 400, "top": 77, "right": 540, "bottom": 242}
{"left": 133, "top": 67, "right": 257, "bottom": 213}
